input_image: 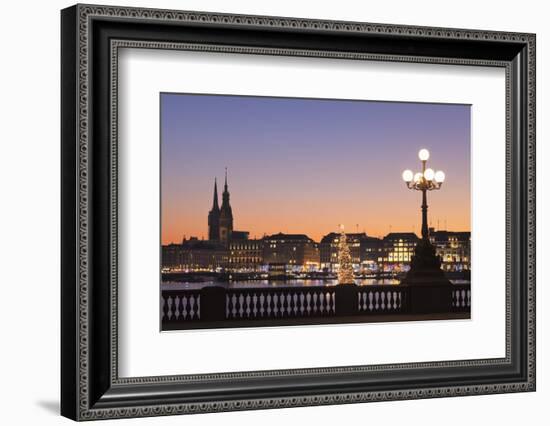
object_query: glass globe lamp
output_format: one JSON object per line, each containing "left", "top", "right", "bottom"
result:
{"left": 418, "top": 148, "right": 430, "bottom": 161}
{"left": 434, "top": 170, "right": 446, "bottom": 183}
{"left": 402, "top": 169, "right": 413, "bottom": 182}
{"left": 423, "top": 168, "right": 435, "bottom": 181}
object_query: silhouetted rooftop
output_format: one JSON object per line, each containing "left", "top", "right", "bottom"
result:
{"left": 263, "top": 233, "right": 314, "bottom": 242}
{"left": 383, "top": 232, "right": 419, "bottom": 241}
{"left": 320, "top": 232, "right": 380, "bottom": 244}
{"left": 430, "top": 230, "right": 471, "bottom": 242}
{"left": 180, "top": 239, "right": 226, "bottom": 250}
{"left": 231, "top": 230, "right": 250, "bottom": 240}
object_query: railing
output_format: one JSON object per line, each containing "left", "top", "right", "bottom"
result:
{"left": 451, "top": 283, "right": 471, "bottom": 311}
{"left": 357, "top": 287, "right": 405, "bottom": 314}
{"left": 161, "top": 289, "right": 202, "bottom": 322}
{"left": 161, "top": 283, "right": 470, "bottom": 330}
{"left": 225, "top": 287, "right": 336, "bottom": 319}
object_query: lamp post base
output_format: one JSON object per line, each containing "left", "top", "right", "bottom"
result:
{"left": 401, "top": 239, "right": 452, "bottom": 287}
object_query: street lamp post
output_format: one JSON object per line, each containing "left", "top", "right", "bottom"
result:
{"left": 402, "top": 148, "right": 446, "bottom": 241}
{"left": 400, "top": 149, "right": 451, "bottom": 289}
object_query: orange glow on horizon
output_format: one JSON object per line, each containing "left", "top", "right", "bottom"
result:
{"left": 161, "top": 189, "right": 471, "bottom": 245}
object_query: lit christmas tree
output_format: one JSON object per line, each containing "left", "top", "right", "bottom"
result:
{"left": 337, "top": 225, "right": 355, "bottom": 285}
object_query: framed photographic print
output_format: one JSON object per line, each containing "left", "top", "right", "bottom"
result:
{"left": 61, "top": 4, "right": 536, "bottom": 421}
{"left": 159, "top": 93, "right": 472, "bottom": 331}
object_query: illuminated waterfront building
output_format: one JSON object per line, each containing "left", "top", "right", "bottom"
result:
{"left": 262, "top": 233, "right": 320, "bottom": 270}
{"left": 161, "top": 238, "right": 228, "bottom": 271}
{"left": 377, "top": 232, "right": 419, "bottom": 272}
{"left": 228, "top": 239, "right": 264, "bottom": 271}
{"left": 429, "top": 229, "right": 471, "bottom": 271}
{"left": 319, "top": 232, "right": 382, "bottom": 272}
{"left": 161, "top": 243, "right": 183, "bottom": 271}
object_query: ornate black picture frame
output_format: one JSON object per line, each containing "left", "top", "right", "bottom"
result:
{"left": 61, "top": 4, "right": 536, "bottom": 421}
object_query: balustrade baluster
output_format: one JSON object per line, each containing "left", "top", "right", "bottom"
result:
{"left": 231, "top": 294, "right": 237, "bottom": 318}
{"left": 238, "top": 294, "right": 245, "bottom": 317}
{"left": 182, "top": 295, "right": 189, "bottom": 319}
{"left": 315, "top": 292, "right": 319, "bottom": 314}
{"left": 225, "top": 294, "right": 230, "bottom": 318}
{"left": 245, "top": 294, "right": 251, "bottom": 317}
{"left": 190, "top": 295, "right": 197, "bottom": 319}
{"left": 369, "top": 291, "right": 374, "bottom": 311}
{"left": 167, "top": 296, "right": 173, "bottom": 320}
{"left": 259, "top": 293, "right": 265, "bottom": 317}
{"left": 252, "top": 294, "right": 258, "bottom": 317}
{"left": 286, "top": 294, "right": 292, "bottom": 316}
{"left": 196, "top": 294, "right": 200, "bottom": 319}
{"left": 266, "top": 294, "right": 272, "bottom": 316}
{"left": 173, "top": 296, "right": 181, "bottom": 320}
{"left": 273, "top": 294, "right": 279, "bottom": 317}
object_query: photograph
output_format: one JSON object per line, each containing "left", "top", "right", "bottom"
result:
{"left": 160, "top": 93, "right": 472, "bottom": 330}
{"left": 58, "top": 3, "right": 536, "bottom": 420}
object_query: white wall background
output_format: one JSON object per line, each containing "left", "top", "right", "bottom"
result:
{"left": 0, "top": 0, "right": 546, "bottom": 424}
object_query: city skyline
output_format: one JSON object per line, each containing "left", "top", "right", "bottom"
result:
{"left": 161, "top": 93, "right": 471, "bottom": 244}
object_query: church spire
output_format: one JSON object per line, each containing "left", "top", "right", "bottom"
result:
{"left": 224, "top": 167, "right": 228, "bottom": 193}
{"left": 221, "top": 167, "right": 231, "bottom": 208}
{"left": 219, "top": 166, "right": 233, "bottom": 243}
{"left": 212, "top": 177, "right": 219, "bottom": 210}
{"left": 208, "top": 177, "right": 220, "bottom": 241}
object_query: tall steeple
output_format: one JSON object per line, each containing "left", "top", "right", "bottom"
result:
{"left": 208, "top": 178, "right": 220, "bottom": 241}
{"left": 222, "top": 168, "right": 230, "bottom": 206}
{"left": 212, "top": 178, "right": 219, "bottom": 210}
{"left": 219, "top": 167, "right": 233, "bottom": 243}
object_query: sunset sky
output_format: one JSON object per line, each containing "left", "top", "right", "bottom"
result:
{"left": 161, "top": 93, "right": 471, "bottom": 244}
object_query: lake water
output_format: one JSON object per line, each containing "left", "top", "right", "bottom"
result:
{"left": 161, "top": 278, "right": 470, "bottom": 290}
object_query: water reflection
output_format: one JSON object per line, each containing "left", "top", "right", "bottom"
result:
{"left": 163, "top": 278, "right": 398, "bottom": 290}
{"left": 161, "top": 278, "right": 470, "bottom": 290}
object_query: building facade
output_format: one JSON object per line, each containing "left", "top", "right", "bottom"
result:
{"left": 228, "top": 239, "right": 264, "bottom": 271}
{"left": 430, "top": 230, "right": 471, "bottom": 271}
{"left": 161, "top": 238, "right": 228, "bottom": 271}
{"left": 161, "top": 243, "right": 184, "bottom": 271}
{"left": 262, "top": 233, "right": 320, "bottom": 271}
{"left": 319, "top": 232, "right": 382, "bottom": 272}
{"left": 377, "top": 232, "right": 419, "bottom": 272}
